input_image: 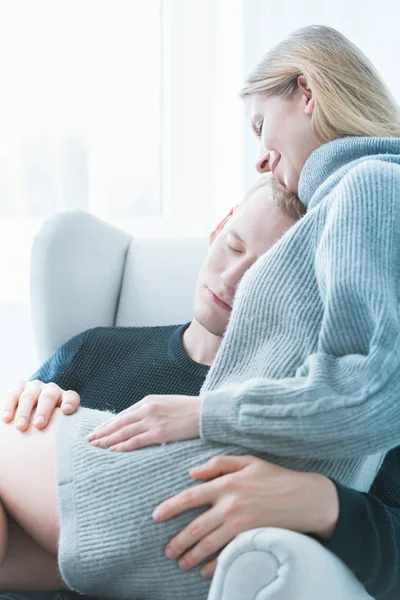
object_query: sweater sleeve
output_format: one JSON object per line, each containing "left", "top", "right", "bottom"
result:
{"left": 29, "top": 330, "right": 88, "bottom": 388}
{"left": 200, "top": 160, "right": 400, "bottom": 459}
{"left": 322, "top": 451, "right": 400, "bottom": 600}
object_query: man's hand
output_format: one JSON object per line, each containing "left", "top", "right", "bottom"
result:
{"left": 3, "top": 380, "right": 81, "bottom": 431}
{"left": 86, "top": 395, "right": 203, "bottom": 451}
{"left": 152, "top": 455, "right": 339, "bottom": 579}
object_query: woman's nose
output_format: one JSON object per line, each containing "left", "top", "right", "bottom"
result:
{"left": 256, "top": 150, "right": 271, "bottom": 174}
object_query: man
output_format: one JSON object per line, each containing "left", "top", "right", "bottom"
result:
{"left": 3, "top": 175, "right": 398, "bottom": 600}
{"left": 0, "top": 175, "right": 300, "bottom": 597}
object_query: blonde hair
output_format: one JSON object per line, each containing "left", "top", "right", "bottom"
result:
{"left": 240, "top": 25, "right": 400, "bottom": 142}
{"left": 241, "top": 174, "right": 306, "bottom": 221}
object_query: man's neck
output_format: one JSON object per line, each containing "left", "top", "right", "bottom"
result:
{"left": 182, "top": 319, "right": 221, "bottom": 366}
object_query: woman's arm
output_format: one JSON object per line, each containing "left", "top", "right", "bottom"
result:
{"left": 3, "top": 330, "right": 87, "bottom": 430}
{"left": 200, "top": 161, "right": 400, "bottom": 459}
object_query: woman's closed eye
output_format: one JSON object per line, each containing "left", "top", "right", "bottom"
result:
{"left": 254, "top": 119, "right": 263, "bottom": 138}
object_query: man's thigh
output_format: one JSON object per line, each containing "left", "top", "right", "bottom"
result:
{"left": 0, "top": 404, "right": 61, "bottom": 556}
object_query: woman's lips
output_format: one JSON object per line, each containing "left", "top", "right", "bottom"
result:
{"left": 206, "top": 287, "right": 232, "bottom": 311}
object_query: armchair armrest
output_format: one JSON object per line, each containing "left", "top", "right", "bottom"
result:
{"left": 208, "top": 528, "right": 372, "bottom": 600}
{"left": 30, "top": 210, "right": 132, "bottom": 362}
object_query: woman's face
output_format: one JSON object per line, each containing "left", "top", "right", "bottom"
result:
{"left": 247, "top": 81, "right": 320, "bottom": 194}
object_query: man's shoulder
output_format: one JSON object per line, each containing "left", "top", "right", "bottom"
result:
{"left": 335, "top": 157, "right": 400, "bottom": 210}
{"left": 83, "top": 323, "right": 185, "bottom": 348}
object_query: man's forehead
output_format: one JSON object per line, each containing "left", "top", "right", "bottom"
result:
{"left": 226, "top": 227, "right": 245, "bottom": 244}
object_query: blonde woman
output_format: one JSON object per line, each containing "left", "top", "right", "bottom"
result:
{"left": 2, "top": 24, "right": 400, "bottom": 600}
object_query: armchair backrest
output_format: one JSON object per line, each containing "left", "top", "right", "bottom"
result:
{"left": 31, "top": 210, "right": 208, "bottom": 362}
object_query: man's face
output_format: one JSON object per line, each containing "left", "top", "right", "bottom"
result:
{"left": 193, "top": 185, "right": 297, "bottom": 337}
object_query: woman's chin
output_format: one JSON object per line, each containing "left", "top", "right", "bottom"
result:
{"left": 281, "top": 170, "right": 299, "bottom": 195}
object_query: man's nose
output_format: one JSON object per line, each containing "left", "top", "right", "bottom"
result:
{"left": 256, "top": 149, "right": 271, "bottom": 174}
{"left": 221, "top": 261, "right": 251, "bottom": 291}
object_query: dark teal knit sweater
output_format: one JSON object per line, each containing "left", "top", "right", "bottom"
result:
{"left": 30, "top": 323, "right": 209, "bottom": 411}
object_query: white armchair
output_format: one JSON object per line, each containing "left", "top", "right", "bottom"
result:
{"left": 30, "top": 211, "right": 373, "bottom": 600}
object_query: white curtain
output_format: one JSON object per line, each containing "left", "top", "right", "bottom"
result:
{"left": 1, "top": 0, "right": 245, "bottom": 393}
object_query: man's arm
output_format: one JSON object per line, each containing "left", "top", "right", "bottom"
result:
{"left": 321, "top": 448, "right": 400, "bottom": 600}
{"left": 153, "top": 451, "right": 400, "bottom": 600}
{"left": 29, "top": 329, "right": 88, "bottom": 386}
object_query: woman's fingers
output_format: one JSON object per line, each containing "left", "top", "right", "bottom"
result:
{"left": 163, "top": 506, "right": 222, "bottom": 561}
{"left": 26, "top": 382, "right": 63, "bottom": 429}
{"left": 153, "top": 480, "right": 215, "bottom": 522}
{"left": 86, "top": 409, "right": 143, "bottom": 441}
{"left": 3, "top": 380, "right": 27, "bottom": 422}
{"left": 109, "top": 431, "right": 158, "bottom": 452}
{"left": 90, "top": 422, "right": 146, "bottom": 448}
{"left": 3, "top": 380, "right": 79, "bottom": 431}
{"left": 13, "top": 380, "right": 44, "bottom": 430}
{"left": 189, "top": 455, "right": 250, "bottom": 480}
{"left": 60, "top": 390, "right": 80, "bottom": 415}
{"left": 32, "top": 389, "right": 80, "bottom": 429}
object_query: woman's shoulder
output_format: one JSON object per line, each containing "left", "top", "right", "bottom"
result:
{"left": 342, "top": 155, "right": 400, "bottom": 193}
{"left": 330, "top": 156, "right": 400, "bottom": 217}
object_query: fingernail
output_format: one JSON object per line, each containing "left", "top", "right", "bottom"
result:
{"left": 17, "top": 417, "right": 26, "bottom": 429}
{"left": 34, "top": 415, "right": 45, "bottom": 425}
{"left": 86, "top": 433, "right": 94, "bottom": 441}
{"left": 63, "top": 403, "right": 73, "bottom": 412}
{"left": 2, "top": 410, "right": 10, "bottom": 421}
{"left": 165, "top": 547, "right": 175, "bottom": 559}
{"left": 152, "top": 508, "right": 162, "bottom": 521}
{"left": 201, "top": 567, "right": 211, "bottom": 578}
{"left": 178, "top": 558, "right": 188, "bottom": 570}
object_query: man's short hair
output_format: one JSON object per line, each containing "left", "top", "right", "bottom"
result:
{"left": 241, "top": 174, "right": 306, "bottom": 221}
{"left": 212, "top": 174, "right": 306, "bottom": 241}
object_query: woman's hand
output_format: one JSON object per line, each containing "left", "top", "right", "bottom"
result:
{"left": 86, "top": 395, "right": 203, "bottom": 451}
{"left": 152, "top": 455, "right": 339, "bottom": 579}
{"left": 3, "top": 379, "right": 80, "bottom": 431}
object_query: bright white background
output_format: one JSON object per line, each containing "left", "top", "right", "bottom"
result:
{"left": 2, "top": 0, "right": 400, "bottom": 396}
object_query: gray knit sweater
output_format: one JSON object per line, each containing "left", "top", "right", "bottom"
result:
{"left": 57, "top": 137, "right": 400, "bottom": 600}
{"left": 200, "top": 136, "right": 400, "bottom": 489}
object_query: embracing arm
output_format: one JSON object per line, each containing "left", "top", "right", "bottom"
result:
{"left": 324, "top": 447, "right": 400, "bottom": 600}
{"left": 200, "top": 161, "right": 400, "bottom": 459}
{"left": 153, "top": 449, "right": 400, "bottom": 600}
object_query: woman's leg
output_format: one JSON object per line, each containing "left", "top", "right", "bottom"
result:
{"left": 0, "top": 406, "right": 67, "bottom": 591}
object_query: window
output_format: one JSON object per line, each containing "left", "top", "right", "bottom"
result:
{"left": 0, "top": 0, "right": 245, "bottom": 390}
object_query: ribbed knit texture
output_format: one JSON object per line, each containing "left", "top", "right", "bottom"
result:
{"left": 25, "top": 321, "right": 400, "bottom": 600}
{"left": 200, "top": 137, "right": 400, "bottom": 486}
{"left": 53, "top": 137, "right": 400, "bottom": 600}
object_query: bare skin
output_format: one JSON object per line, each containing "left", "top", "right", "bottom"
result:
{"left": 0, "top": 403, "right": 66, "bottom": 591}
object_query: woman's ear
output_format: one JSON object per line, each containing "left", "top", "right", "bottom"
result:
{"left": 297, "top": 74, "right": 314, "bottom": 116}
